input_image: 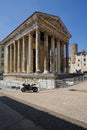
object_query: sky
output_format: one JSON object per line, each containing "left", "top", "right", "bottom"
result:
{"left": 0, "top": 0, "right": 87, "bottom": 53}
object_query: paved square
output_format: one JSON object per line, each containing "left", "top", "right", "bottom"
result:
{"left": 0, "top": 81, "right": 87, "bottom": 129}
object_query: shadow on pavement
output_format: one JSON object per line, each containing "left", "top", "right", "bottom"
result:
{"left": 0, "top": 96, "right": 87, "bottom": 130}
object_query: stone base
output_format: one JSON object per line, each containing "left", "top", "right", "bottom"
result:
{"left": 3, "top": 73, "right": 57, "bottom": 89}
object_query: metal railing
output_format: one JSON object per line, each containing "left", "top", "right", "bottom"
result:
{"left": 56, "top": 75, "right": 87, "bottom": 88}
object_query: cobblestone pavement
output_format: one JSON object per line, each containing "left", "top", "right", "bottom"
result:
{"left": 0, "top": 81, "right": 87, "bottom": 130}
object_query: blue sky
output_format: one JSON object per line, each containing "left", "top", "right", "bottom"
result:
{"left": 0, "top": 0, "right": 87, "bottom": 52}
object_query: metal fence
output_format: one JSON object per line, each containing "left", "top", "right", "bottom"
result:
{"left": 55, "top": 75, "right": 87, "bottom": 88}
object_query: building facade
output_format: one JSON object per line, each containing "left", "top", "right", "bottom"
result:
{"left": 0, "top": 43, "right": 4, "bottom": 72}
{"left": 69, "top": 44, "right": 87, "bottom": 73}
{"left": 2, "top": 12, "right": 71, "bottom": 88}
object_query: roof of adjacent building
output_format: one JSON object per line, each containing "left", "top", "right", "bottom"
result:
{"left": 77, "top": 49, "right": 87, "bottom": 55}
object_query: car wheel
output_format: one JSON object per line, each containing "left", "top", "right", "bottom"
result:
{"left": 21, "top": 88, "right": 25, "bottom": 92}
{"left": 33, "top": 87, "right": 38, "bottom": 92}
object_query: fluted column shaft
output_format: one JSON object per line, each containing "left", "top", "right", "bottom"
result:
{"left": 4, "top": 46, "right": 8, "bottom": 73}
{"left": 57, "top": 40, "right": 61, "bottom": 73}
{"left": 10, "top": 45, "right": 12, "bottom": 73}
{"left": 55, "top": 42, "right": 57, "bottom": 73}
{"left": 61, "top": 42, "right": 64, "bottom": 73}
{"left": 36, "top": 28, "right": 41, "bottom": 73}
{"left": 27, "top": 33, "right": 33, "bottom": 73}
{"left": 66, "top": 43, "right": 69, "bottom": 73}
{"left": 51, "top": 37, "right": 55, "bottom": 72}
{"left": 17, "top": 40, "right": 20, "bottom": 72}
{"left": 13, "top": 41, "right": 16, "bottom": 72}
{"left": 44, "top": 32, "right": 49, "bottom": 73}
{"left": 22, "top": 37, "right": 25, "bottom": 72}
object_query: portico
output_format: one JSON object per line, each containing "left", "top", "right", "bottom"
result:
{"left": 2, "top": 12, "right": 71, "bottom": 88}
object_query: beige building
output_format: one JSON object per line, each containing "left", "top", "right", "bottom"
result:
{"left": 0, "top": 42, "right": 4, "bottom": 72}
{"left": 2, "top": 12, "right": 71, "bottom": 88}
{"left": 69, "top": 44, "right": 87, "bottom": 73}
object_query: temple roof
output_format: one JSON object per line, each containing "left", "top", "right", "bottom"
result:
{"left": 2, "top": 11, "right": 71, "bottom": 44}
{"left": 36, "top": 11, "right": 71, "bottom": 37}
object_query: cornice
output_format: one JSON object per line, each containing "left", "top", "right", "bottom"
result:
{"left": 1, "top": 11, "right": 71, "bottom": 44}
{"left": 1, "top": 12, "right": 38, "bottom": 44}
{"left": 37, "top": 11, "right": 72, "bottom": 38}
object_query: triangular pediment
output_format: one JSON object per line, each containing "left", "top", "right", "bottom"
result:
{"left": 36, "top": 12, "right": 71, "bottom": 38}
{"left": 2, "top": 11, "right": 71, "bottom": 44}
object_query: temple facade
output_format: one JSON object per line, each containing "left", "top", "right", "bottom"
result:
{"left": 2, "top": 12, "right": 71, "bottom": 89}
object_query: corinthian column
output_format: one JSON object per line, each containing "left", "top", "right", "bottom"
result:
{"left": 66, "top": 43, "right": 69, "bottom": 73}
{"left": 17, "top": 40, "right": 20, "bottom": 72}
{"left": 4, "top": 46, "right": 8, "bottom": 73}
{"left": 27, "top": 32, "right": 33, "bottom": 73}
{"left": 13, "top": 41, "right": 16, "bottom": 72}
{"left": 10, "top": 45, "right": 13, "bottom": 73}
{"left": 22, "top": 37, "right": 25, "bottom": 72}
{"left": 61, "top": 42, "right": 64, "bottom": 73}
{"left": 44, "top": 32, "right": 49, "bottom": 73}
{"left": 57, "top": 40, "right": 61, "bottom": 73}
{"left": 36, "top": 28, "right": 41, "bottom": 73}
{"left": 51, "top": 37, "right": 55, "bottom": 72}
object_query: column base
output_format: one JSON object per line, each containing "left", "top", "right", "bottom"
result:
{"left": 27, "top": 71, "right": 33, "bottom": 74}
{"left": 22, "top": 71, "right": 26, "bottom": 73}
{"left": 35, "top": 69, "right": 41, "bottom": 73}
{"left": 44, "top": 70, "right": 49, "bottom": 74}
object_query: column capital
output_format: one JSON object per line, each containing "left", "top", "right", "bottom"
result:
{"left": 36, "top": 26, "right": 40, "bottom": 30}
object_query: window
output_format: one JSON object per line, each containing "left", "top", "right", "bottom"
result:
{"left": 84, "top": 54, "right": 86, "bottom": 57}
{"left": 84, "top": 58, "right": 86, "bottom": 62}
{"left": 84, "top": 63, "right": 86, "bottom": 66}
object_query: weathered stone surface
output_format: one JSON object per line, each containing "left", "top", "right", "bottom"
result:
{"left": 3, "top": 12, "right": 71, "bottom": 89}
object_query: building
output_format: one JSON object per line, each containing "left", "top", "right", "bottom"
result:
{"left": 69, "top": 44, "right": 87, "bottom": 73}
{"left": 0, "top": 42, "right": 4, "bottom": 72}
{"left": 2, "top": 12, "right": 71, "bottom": 88}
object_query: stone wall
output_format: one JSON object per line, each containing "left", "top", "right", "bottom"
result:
{"left": 3, "top": 73, "right": 56, "bottom": 89}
